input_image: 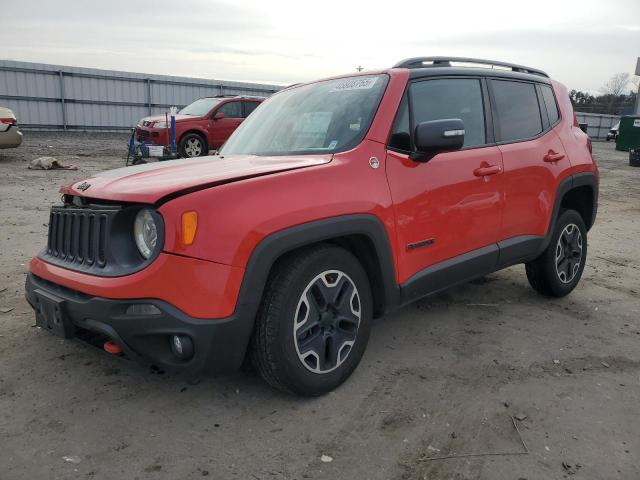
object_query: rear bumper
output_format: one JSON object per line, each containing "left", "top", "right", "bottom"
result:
{"left": 0, "top": 125, "right": 23, "bottom": 149}
{"left": 25, "top": 273, "right": 254, "bottom": 374}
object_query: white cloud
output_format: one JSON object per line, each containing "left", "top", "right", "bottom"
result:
{"left": 0, "top": 0, "right": 638, "bottom": 91}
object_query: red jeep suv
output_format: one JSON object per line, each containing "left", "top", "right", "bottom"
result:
{"left": 26, "top": 57, "right": 598, "bottom": 396}
{"left": 135, "top": 95, "right": 264, "bottom": 158}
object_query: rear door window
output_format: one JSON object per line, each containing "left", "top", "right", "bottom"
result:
{"left": 218, "top": 101, "right": 243, "bottom": 118}
{"left": 410, "top": 78, "right": 486, "bottom": 148}
{"left": 492, "top": 80, "right": 543, "bottom": 141}
{"left": 539, "top": 85, "right": 560, "bottom": 125}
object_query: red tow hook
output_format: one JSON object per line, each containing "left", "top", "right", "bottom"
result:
{"left": 103, "top": 341, "right": 122, "bottom": 354}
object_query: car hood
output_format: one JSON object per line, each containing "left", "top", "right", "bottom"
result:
{"left": 140, "top": 114, "right": 198, "bottom": 124}
{"left": 61, "top": 154, "right": 332, "bottom": 203}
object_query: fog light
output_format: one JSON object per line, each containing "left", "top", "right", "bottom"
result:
{"left": 125, "top": 304, "right": 161, "bottom": 316}
{"left": 170, "top": 335, "right": 193, "bottom": 360}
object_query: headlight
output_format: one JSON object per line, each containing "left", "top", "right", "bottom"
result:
{"left": 134, "top": 209, "right": 158, "bottom": 259}
{"left": 153, "top": 121, "right": 167, "bottom": 129}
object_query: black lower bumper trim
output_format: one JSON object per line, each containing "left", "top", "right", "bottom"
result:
{"left": 25, "top": 273, "right": 255, "bottom": 375}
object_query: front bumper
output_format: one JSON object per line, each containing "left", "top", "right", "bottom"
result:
{"left": 135, "top": 126, "right": 167, "bottom": 145}
{"left": 29, "top": 253, "right": 244, "bottom": 319}
{"left": 0, "top": 125, "right": 23, "bottom": 149}
{"left": 25, "top": 273, "right": 254, "bottom": 374}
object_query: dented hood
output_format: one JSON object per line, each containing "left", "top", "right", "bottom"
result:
{"left": 61, "top": 154, "right": 332, "bottom": 203}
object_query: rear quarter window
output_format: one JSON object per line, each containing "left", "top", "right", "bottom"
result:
{"left": 540, "top": 85, "right": 560, "bottom": 125}
{"left": 492, "top": 80, "right": 543, "bottom": 142}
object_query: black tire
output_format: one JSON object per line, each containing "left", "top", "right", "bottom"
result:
{"left": 178, "top": 133, "right": 207, "bottom": 158}
{"left": 525, "top": 209, "right": 587, "bottom": 297}
{"left": 250, "top": 244, "right": 373, "bottom": 396}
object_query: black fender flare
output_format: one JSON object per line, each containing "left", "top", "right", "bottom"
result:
{"left": 236, "top": 214, "right": 400, "bottom": 314}
{"left": 227, "top": 214, "right": 400, "bottom": 367}
{"left": 540, "top": 171, "right": 598, "bottom": 254}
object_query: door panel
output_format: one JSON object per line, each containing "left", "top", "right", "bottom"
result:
{"left": 210, "top": 101, "right": 244, "bottom": 147}
{"left": 387, "top": 147, "right": 504, "bottom": 284}
{"left": 386, "top": 76, "right": 504, "bottom": 284}
{"left": 489, "top": 79, "right": 569, "bottom": 238}
{"left": 499, "top": 130, "right": 569, "bottom": 238}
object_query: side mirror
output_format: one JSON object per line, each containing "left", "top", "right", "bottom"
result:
{"left": 413, "top": 119, "right": 465, "bottom": 161}
{"left": 213, "top": 111, "right": 226, "bottom": 120}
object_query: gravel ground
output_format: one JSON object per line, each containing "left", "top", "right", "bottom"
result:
{"left": 0, "top": 132, "right": 639, "bottom": 480}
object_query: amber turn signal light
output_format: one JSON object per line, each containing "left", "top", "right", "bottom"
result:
{"left": 181, "top": 211, "right": 198, "bottom": 245}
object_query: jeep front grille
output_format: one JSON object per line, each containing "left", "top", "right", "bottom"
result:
{"left": 46, "top": 206, "right": 118, "bottom": 269}
{"left": 40, "top": 202, "right": 162, "bottom": 277}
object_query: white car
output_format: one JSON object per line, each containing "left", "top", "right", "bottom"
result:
{"left": 606, "top": 122, "right": 619, "bottom": 142}
{"left": 0, "top": 106, "right": 23, "bottom": 149}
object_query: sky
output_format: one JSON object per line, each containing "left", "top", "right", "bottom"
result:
{"left": 1, "top": 0, "right": 639, "bottom": 93}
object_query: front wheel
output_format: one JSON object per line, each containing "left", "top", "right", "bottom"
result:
{"left": 178, "top": 133, "right": 207, "bottom": 158}
{"left": 526, "top": 209, "right": 588, "bottom": 297}
{"left": 250, "top": 244, "right": 373, "bottom": 396}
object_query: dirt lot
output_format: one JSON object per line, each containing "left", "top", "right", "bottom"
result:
{"left": 0, "top": 133, "right": 639, "bottom": 480}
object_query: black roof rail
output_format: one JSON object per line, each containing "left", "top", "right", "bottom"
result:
{"left": 203, "top": 95, "right": 268, "bottom": 100}
{"left": 393, "top": 56, "right": 549, "bottom": 78}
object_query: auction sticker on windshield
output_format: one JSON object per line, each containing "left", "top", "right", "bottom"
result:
{"left": 330, "top": 77, "right": 378, "bottom": 92}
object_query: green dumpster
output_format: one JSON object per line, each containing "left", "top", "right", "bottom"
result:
{"left": 615, "top": 115, "right": 640, "bottom": 151}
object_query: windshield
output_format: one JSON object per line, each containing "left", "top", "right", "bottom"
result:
{"left": 220, "top": 75, "right": 389, "bottom": 156}
{"left": 179, "top": 98, "right": 222, "bottom": 116}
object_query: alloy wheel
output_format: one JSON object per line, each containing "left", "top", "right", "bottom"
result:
{"left": 184, "top": 138, "right": 203, "bottom": 157}
{"left": 555, "top": 223, "right": 583, "bottom": 283}
{"left": 293, "top": 270, "right": 361, "bottom": 374}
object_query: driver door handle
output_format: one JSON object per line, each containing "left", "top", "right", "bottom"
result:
{"left": 474, "top": 164, "right": 501, "bottom": 177}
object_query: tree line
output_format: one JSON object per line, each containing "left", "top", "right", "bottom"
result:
{"left": 570, "top": 73, "right": 638, "bottom": 115}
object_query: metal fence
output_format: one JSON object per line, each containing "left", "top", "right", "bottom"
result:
{"left": 575, "top": 112, "right": 619, "bottom": 140}
{"left": 0, "top": 60, "right": 282, "bottom": 131}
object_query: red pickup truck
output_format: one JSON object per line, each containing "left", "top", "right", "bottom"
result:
{"left": 135, "top": 95, "right": 264, "bottom": 158}
{"left": 26, "top": 57, "right": 597, "bottom": 396}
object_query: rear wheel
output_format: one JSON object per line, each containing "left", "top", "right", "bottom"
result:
{"left": 178, "top": 133, "right": 207, "bottom": 158}
{"left": 526, "top": 209, "right": 587, "bottom": 297}
{"left": 250, "top": 245, "right": 372, "bottom": 396}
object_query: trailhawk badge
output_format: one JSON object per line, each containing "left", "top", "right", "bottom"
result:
{"left": 76, "top": 182, "right": 91, "bottom": 192}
